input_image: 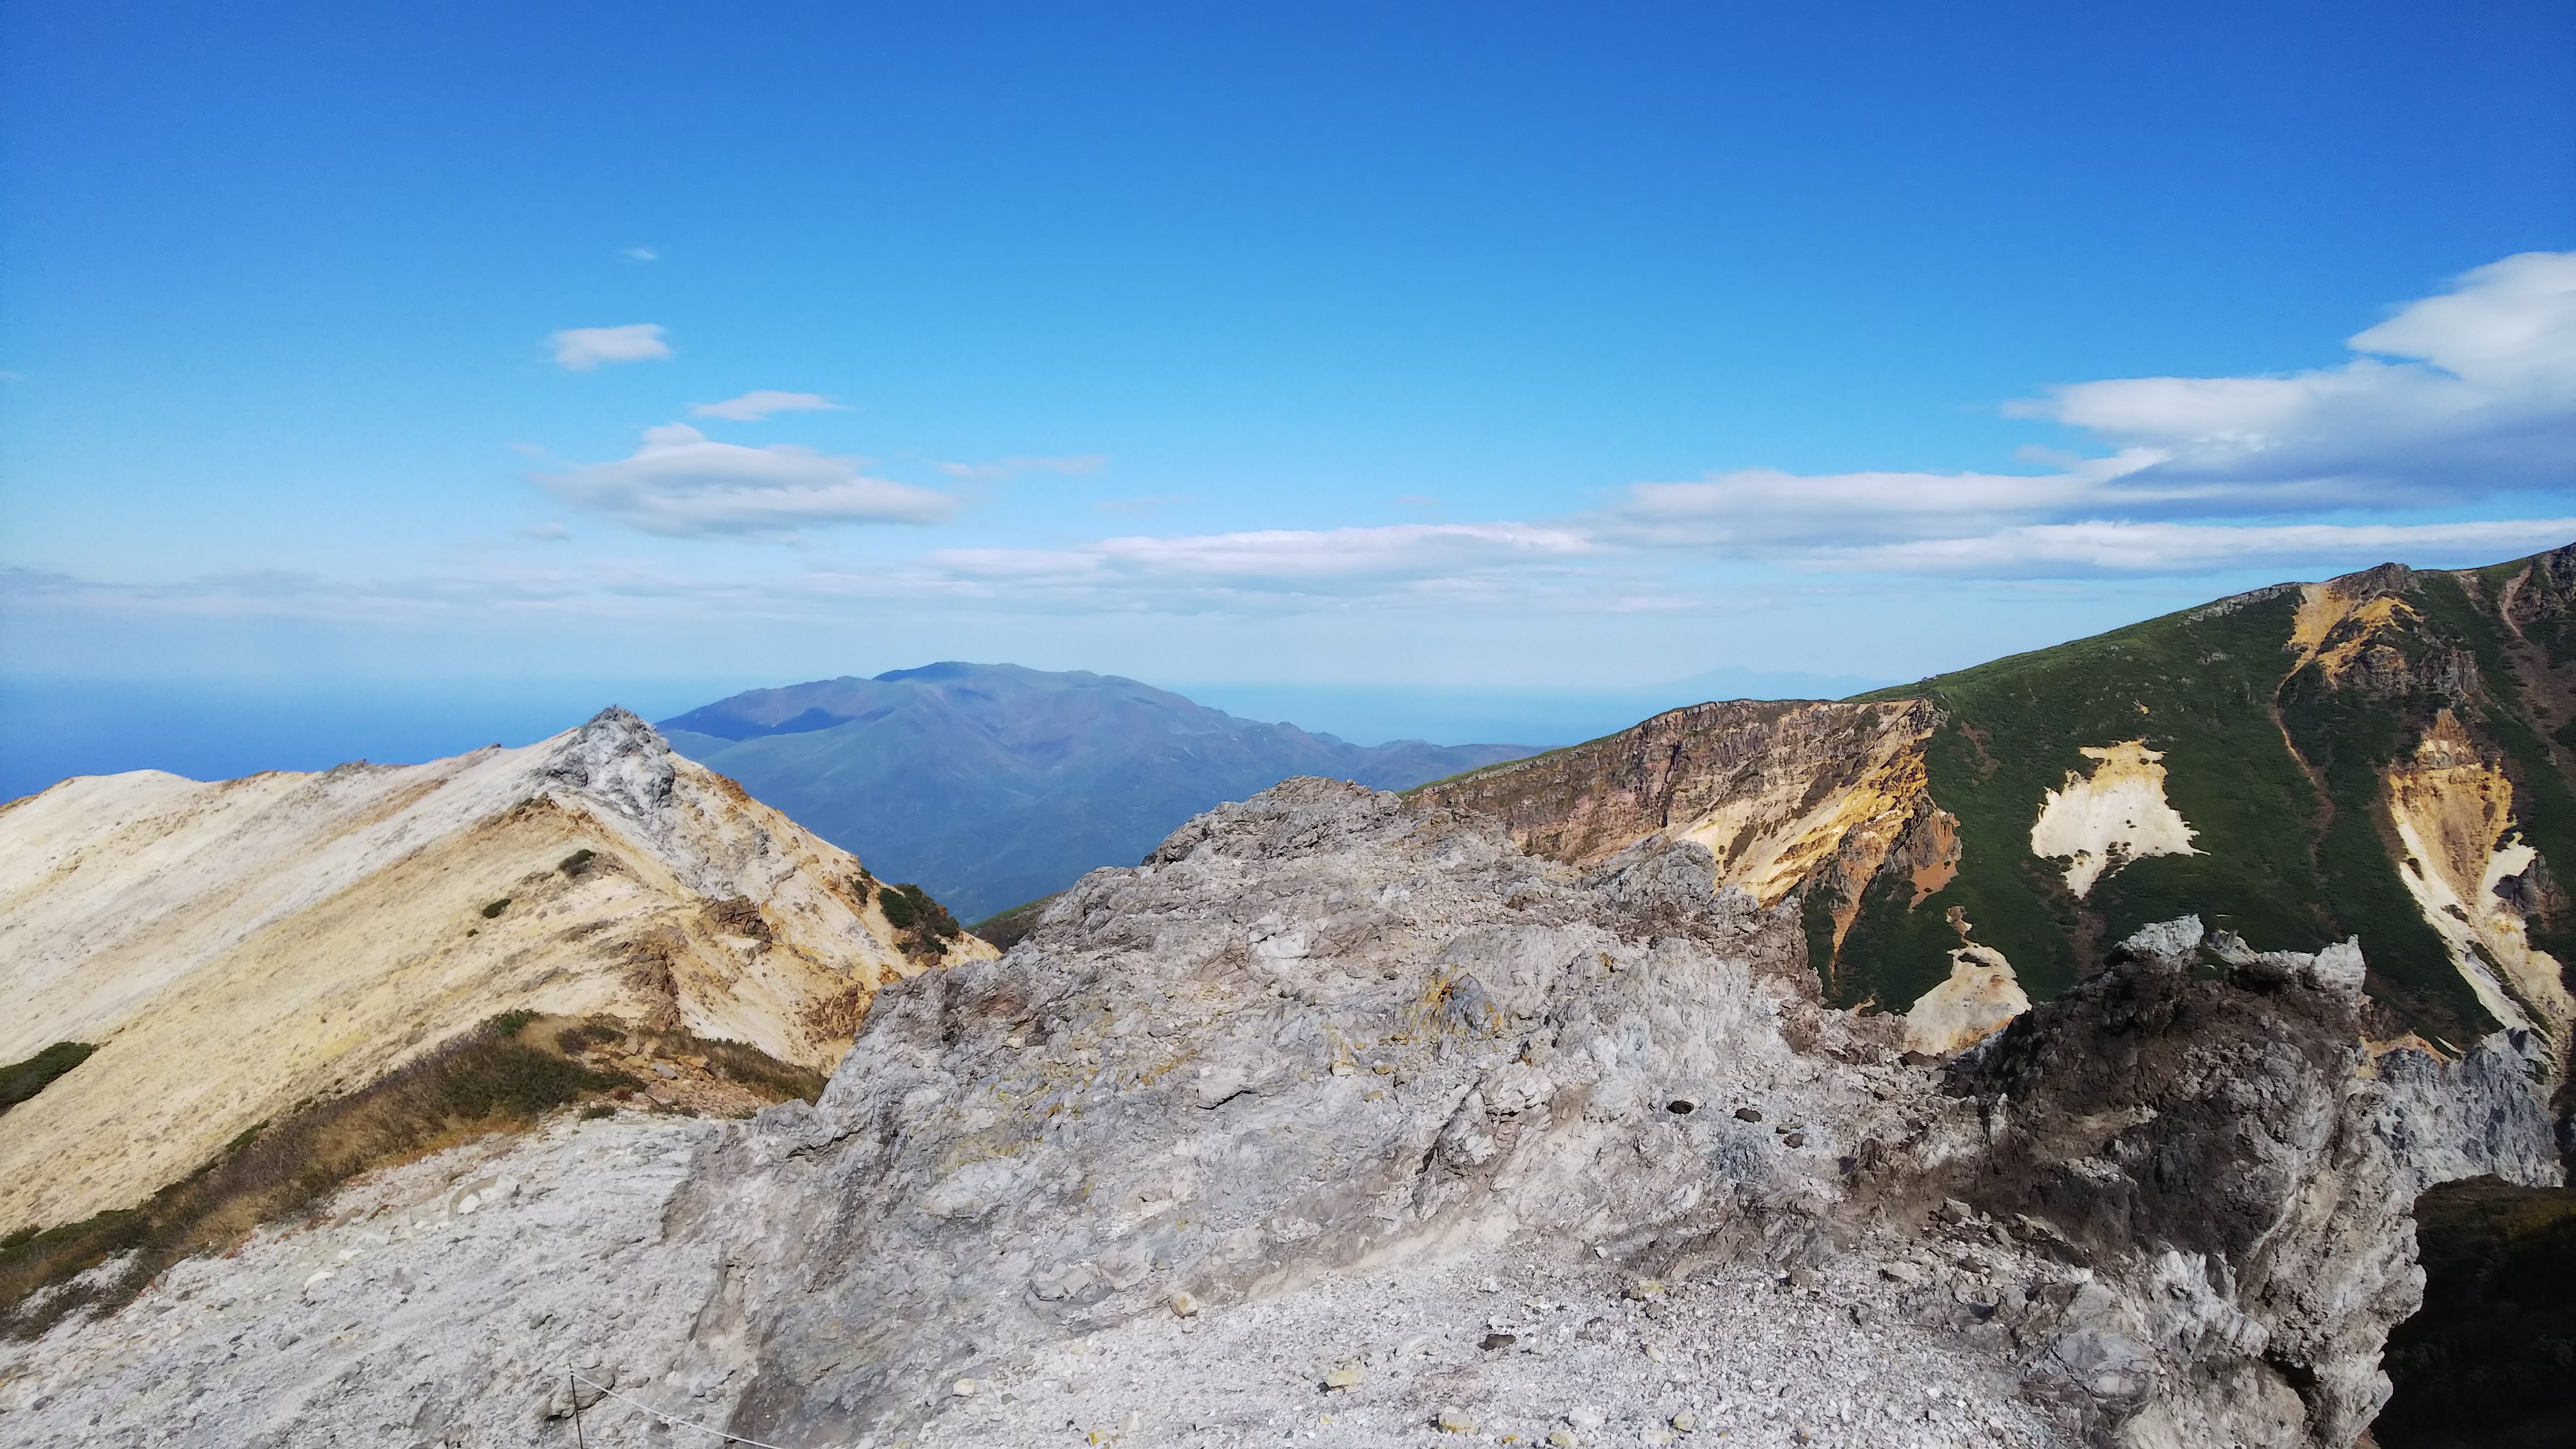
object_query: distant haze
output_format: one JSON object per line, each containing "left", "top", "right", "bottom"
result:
{"left": 1178, "top": 667, "right": 1891, "bottom": 751}
{"left": 658, "top": 663, "right": 1552, "bottom": 920}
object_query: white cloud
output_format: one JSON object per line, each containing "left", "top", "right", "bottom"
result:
{"left": 620, "top": 246, "right": 659, "bottom": 263}
{"left": 687, "top": 390, "right": 848, "bottom": 422}
{"left": 548, "top": 324, "right": 672, "bottom": 371}
{"left": 1595, "top": 253, "right": 2576, "bottom": 575}
{"left": 1603, "top": 455, "right": 2164, "bottom": 550}
{"left": 535, "top": 423, "right": 956, "bottom": 538}
{"left": 935, "top": 455, "right": 1110, "bottom": 481}
{"left": 517, "top": 522, "right": 570, "bottom": 543}
{"left": 1819, "top": 518, "right": 2576, "bottom": 577}
{"left": 924, "top": 522, "right": 1602, "bottom": 604}
{"left": 2011, "top": 250, "right": 2576, "bottom": 502}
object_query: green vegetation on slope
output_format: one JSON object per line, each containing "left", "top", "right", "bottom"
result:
{"left": 1842, "top": 549, "right": 2576, "bottom": 1041}
{"left": 0, "top": 1042, "right": 96, "bottom": 1114}
{"left": 1846, "top": 589, "right": 2354, "bottom": 1010}
{"left": 2375, "top": 1177, "right": 2576, "bottom": 1449}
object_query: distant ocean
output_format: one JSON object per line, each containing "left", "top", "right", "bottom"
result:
{"left": 0, "top": 666, "right": 1892, "bottom": 802}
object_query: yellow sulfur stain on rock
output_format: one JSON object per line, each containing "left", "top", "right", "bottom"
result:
{"left": 2385, "top": 712, "right": 2573, "bottom": 1052}
{"left": 1411, "top": 699, "right": 1958, "bottom": 980}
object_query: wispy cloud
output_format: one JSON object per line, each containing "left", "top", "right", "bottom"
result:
{"left": 935, "top": 454, "right": 1109, "bottom": 481}
{"left": 547, "top": 324, "right": 672, "bottom": 371}
{"left": 534, "top": 423, "right": 955, "bottom": 538}
{"left": 619, "top": 246, "right": 659, "bottom": 263}
{"left": 2012, "top": 250, "right": 2576, "bottom": 503}
{"left": 1818, "top": 518, "right": 2576, "bottom": 577}
{"left": 687, "top": 390, "right": 848, "bottom": 422}
{"left": 921, "top": 522, "right": 1605, "bottom": 607}
{"left": 1591, "top": 252, "right": 2576, "bottom": 575}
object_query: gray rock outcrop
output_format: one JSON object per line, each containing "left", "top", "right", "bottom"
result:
{"left": 1947, "top": 915, "right": 2561, "bottom": 1448}
{"left": 5, "top": 782, "right": 2560, "bottom": 1449}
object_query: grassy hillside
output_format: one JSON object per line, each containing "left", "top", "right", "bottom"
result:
{"left": 1847, "top": 548, "right": 2576, "bottom": 1043}
{"left": 1842, "top": 588, "right": 2382, "bottom": 1012}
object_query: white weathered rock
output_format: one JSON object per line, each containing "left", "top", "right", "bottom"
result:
{"left": 3, "top": 786, "right": 2552, "bottom": 1449}
{"left": 0, "top": 707, "right": 992, "bottom": 1236}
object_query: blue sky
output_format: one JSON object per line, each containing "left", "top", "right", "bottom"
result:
{"left": 3, "top": 1, "right": 2573, "bottom": 776}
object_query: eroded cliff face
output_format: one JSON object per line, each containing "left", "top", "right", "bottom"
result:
{"left": 0, "top": 708, "right": 991, "bottom": 1237}
{"left": 1418, "top": 546, "right": 2576, "bottom": 1095}
{"left": 0, "top": 782, "right": 2557, "bottom": 1449}
{"left": 1411, "top": 698, "right": 1959, "bottom": 997}
{"left": 2278, "top": 556, "right": 2576, "bottom": 1062}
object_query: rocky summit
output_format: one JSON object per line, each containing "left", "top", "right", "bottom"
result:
{"left": 3, "top": 778, "right": 2554, "bottom": 1447}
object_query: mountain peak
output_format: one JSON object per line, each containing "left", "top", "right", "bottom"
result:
{"left": 658, "top": 665, "right": 1544, "bottom": 918}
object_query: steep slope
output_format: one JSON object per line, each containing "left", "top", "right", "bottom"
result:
{"left": 658, "top": 662, "right": 1544, "bottom": 919}
{"left": 1410, "top": 698, "right": 1955, "bottom": 1003}
{"left": 1418, "top": 545, "right": 2576, "bottom": 1065}
{"left": 0, "top": 708, "right": 991, "bottom": 1238}
{"left": 3, "top": 783, "right": 2552, "bottom": 1449}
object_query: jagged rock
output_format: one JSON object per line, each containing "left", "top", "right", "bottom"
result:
{"left": 4, "top": 791, "right": 2561, "bottom": 1449}
{"left": 1951, "top": 916, "right": 2561, "bottom": 1448}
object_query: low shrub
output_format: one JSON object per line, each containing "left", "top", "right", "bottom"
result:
{"left": 880, "top": 884, "right": 961, "bottom": 942}
{"left": 0, "top": 1042, "right": 96, "bottom": 1114}
{"left": 0, "top": 1013, "right": 635, "bottom": 1340}
{"left": 480, "top": 898, "right": 511, "bottom": 919}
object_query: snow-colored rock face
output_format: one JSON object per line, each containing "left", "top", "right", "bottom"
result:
{"left": 2027, "top": 740, "right": 2199, "bottom": 898}
{"left": 1904, "top": 943, "right": 2030, "bottom": 1056}
{"left": 0, "top": 708, "right": 989, "bottom": 1236}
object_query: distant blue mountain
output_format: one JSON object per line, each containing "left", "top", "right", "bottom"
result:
{"left": 658, "top": 663, "right": 1547, "bottom": 922}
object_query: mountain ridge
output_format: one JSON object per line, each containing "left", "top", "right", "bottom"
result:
{"left": 1420, "top": 543, "right": 2576, "bottom": 1076}
{"left": 0, "top": 707, "right": 989, "bottom": 1238}
{"left": 659, "top": 662, "right": 1546, "bottom": 919}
